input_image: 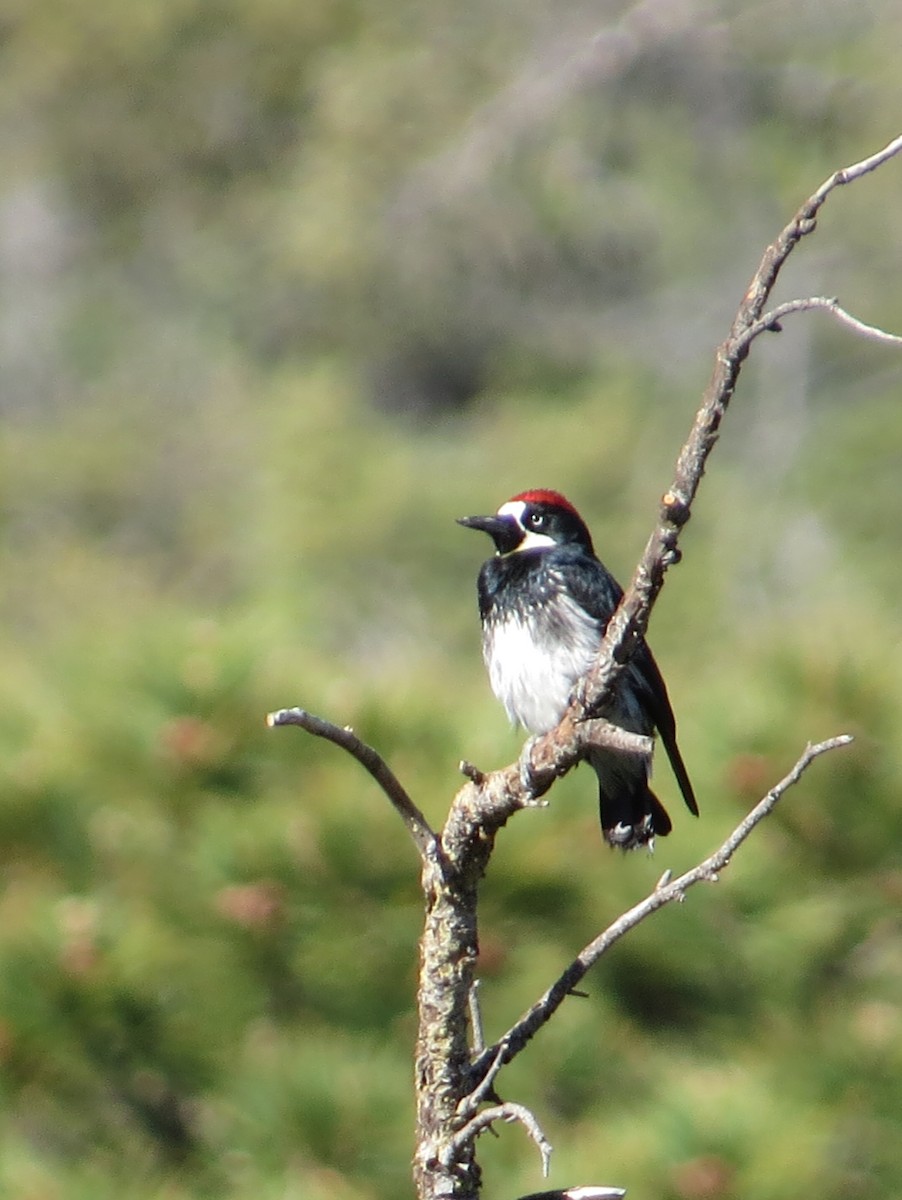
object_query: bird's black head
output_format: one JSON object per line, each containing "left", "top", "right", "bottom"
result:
{"left": 457, "top": 489, "right": 595, "bottom": 556}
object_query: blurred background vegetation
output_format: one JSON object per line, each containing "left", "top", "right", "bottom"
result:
{"left": 1, "top": 0, "right": 901, "bottom": 1197}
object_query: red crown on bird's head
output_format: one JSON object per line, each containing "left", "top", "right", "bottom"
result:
{"left": 508, "top": 489, "right": 579, "bottom": 516}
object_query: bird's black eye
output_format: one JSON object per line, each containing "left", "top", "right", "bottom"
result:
{"left": 526, "top": 510, "right": 545, "bottom": 529}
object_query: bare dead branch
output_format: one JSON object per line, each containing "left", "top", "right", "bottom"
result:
{"left": 731, "top": 132, "right": 902, "bottom": 341}
{"left": 446, "top": 1103, "right": 553, "bottom": 1178}
{"left": 468, "top": 736, "right": 852, "bottom": 1087}
{"left": 737, "top": 295, "right": 902, "bottom": 352}
{"left": 266, "top": 707, "right": 441, "bottom": 863}
{"left": 813, "top": 132, "right": 902, "bottom": 196}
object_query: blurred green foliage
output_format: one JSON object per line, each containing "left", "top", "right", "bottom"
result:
{"left": 1, "top": 1, "right": 901, "bottom": 1197}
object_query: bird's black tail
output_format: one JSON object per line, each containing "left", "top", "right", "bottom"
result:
{"left": 589, "top": 748, "right": 672, "bottom": 850}
{"left": 599, "top": 783, "right": 672, "bottom": 850}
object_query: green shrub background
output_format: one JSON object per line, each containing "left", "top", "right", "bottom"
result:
{"left": 1, "top": 2, "right": 901, "bottom": 1197}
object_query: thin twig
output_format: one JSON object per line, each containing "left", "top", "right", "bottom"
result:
{"left": 266, "top": 707, "right": 441, "bottom": 863}
{"left": 446, "top": 1103, "right": 553, "bottom": 1177}
{"left": 737, "top": 295, "right": 902, "bottom": 353}
{"left": 468, "top": 981, "right": 486, "bottom": 1057}
{"left": 813, "top": 132, "right": 902, "bottom": 196}
{"left": 469, "top": 735, "right": 853, "bottom": 1084}
{"left": 456, "top": 1039, "right": 507, "bottom": 1120}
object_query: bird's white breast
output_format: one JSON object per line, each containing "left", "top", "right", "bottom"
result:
{"left": 483, "top": 595, "right": 600, "bottom": 734}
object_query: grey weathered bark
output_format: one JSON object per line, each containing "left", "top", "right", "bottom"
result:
{"left": 269, "top": 132, "right": 902, "bottom": 1200}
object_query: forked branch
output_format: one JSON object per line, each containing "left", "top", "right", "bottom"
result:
{"left": 738, "top": 295, "right": 902, "bottom": 352}
{"left": 468, "top": 735, "right": 852, "bottom": 1090}
{"left": 446, "top": 1102, "right": 553, "bottom": 1178}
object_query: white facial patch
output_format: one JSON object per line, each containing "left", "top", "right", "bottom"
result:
{"left": 497, "top": 499, "right": 527, "bottom": 522}
{"left": 496, "top": 499, "right": 555, "bottom": 553}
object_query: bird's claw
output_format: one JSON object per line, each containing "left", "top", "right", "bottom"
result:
{"left": 518, "top": 737, "right": 549, "bottom": 806}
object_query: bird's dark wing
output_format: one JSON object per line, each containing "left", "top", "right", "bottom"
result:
{"left": 546, "top": 547, "right": 624, "bottom": 624}
{"left": 554, "top": 548, "right": 698, "bottom": 818}
{"left": 632, "top": 642, "right": 698, "bottom": 817}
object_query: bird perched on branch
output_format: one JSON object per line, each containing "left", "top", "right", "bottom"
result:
{"left": 458, "top": 489, "right": 698, "bottom": 849}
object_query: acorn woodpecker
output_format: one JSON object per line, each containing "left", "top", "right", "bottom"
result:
{"left": 458, "top": 489, "right": 698, "bottom": 849}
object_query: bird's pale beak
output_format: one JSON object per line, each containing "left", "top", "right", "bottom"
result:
{"left": 457, "top": 513, "right": 522, "bottom": 555}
